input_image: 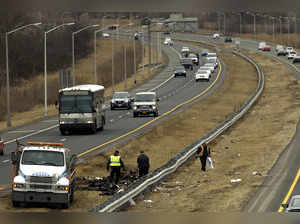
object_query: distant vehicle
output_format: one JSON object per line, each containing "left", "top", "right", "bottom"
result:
{"left": 277, "top": 46, "right": 287, "bottom": 56}
{"left": 286, "top": 47, "right": 295, "bottom": 54}
{"left": 181, "top": 46, "right": 190, "bottom": 53}
{"left": 195, "top": 70, "right": 210, "bottom": 82}
{"left": 163, "top": 31, "right": 170, "bottom": 35}
{"left": 258, "top": 42, "right": 266, "bottom": 50}
{"left": 134, "top": 33, "right": 139, "bottom": 40}
{"left": 11, "top": 141, "right": 78, "bottom": 208}
{"left": 263, "top": 45, "right": 271, "bottom": 51}
{"left": 188, "top": 53, "right": 199, "bottom": 65}
{"left": 58, "top": 85, "right": 106, "bottom": 135}
{"left": 197, "top": 67, "right": 212, "bottom": 77}
{"left": 275, "top": 45, "right": 284, "bottom": 52}
{"left": 164, "top": 37, "right": 174, "bottom": 46}
{"left": 206, "top": 57, "right": 218, "bottom": 69}
{"left": 204, "top": 63, "right": 216, "bottom": 72}
{"left": 111, "top": 92, "right": 133, "bottom": 110}
{"left": 293, "top": 56, "right": 300, "bottom": 63}
{"left": 201, "top": 49, "right": 209, "bottom": 56}
{"left": 174, "top": 66, "right": 187, "bottom": 77}
{"left": 102, "top": 33, "right": 110, "bottom": 38}
{"left": 213, "top": 33, "right": 220, "bottom": 39}
{"left": 133, "top": 92, "right": 159, "bottom": 117}
{"left": 108, "top": 25, "right": 118, "bottom": 30}
{"left": 0, "top": 137, "right": 3, "bottom": 156}
{"left": 282, "top": 195, "right": 300, "bottom": 212}
{"left": 206, "top": 52, "right": 217, "bottom": 59}
{"left": 224, "top": 36, "right": 233, "bottom": 43}
{"left": 180, "top": 57, "right": 193, "bottom": 70}
{"left": 202, "top": 64, "right": 215, "bottom": 73}
{"left": 288, "top": 51, "right": 297, "bottom": 60}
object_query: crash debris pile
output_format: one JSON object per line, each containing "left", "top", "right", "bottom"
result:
{"left": 74, "top": 170, "right": 139, "bottom": 195}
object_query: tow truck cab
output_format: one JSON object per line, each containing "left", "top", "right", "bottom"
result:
{"left": 11, "top": 142, "right": 77, "bottom": 208}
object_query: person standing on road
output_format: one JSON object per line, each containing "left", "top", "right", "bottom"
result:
{"left": 196, "top": 143, "right": 211, "bottom": 172}
{"left": 137, "top": 151, "right": 150, "bottom": 177}
{"left": 107, "top": 150, "right": 125, "bottom": 184}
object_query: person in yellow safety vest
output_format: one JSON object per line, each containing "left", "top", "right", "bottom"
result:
{"left": 107, "top": 150, "right": 125, "bottom": 184}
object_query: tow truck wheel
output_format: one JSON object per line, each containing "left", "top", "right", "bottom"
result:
{"left": 60, "top": 129, "right": 67, "bottom": 136}
{"left": 12, "top": 201, "right": 20, "bottom": 208}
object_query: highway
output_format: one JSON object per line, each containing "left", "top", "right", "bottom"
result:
{"left": 171, "top": 32, "right": 300, "bottom": 212}
{"left": 0, "top": 38, "right": 225, "bottom": 188}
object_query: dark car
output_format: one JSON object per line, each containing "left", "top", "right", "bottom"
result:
{"left": 163, "top": 31, "right": 170, "bottom": 35}
{"left": 174, "top": 66, "right": 187, "bottom": 77}
{"left": 0, "top": 137, "right": 4, "bottom": 156}
{"left": 293, "top": 56, "right": 300, "bottom": 63}
{"left": 111, "top": 92, "right": 133, "bottom": 110}
{"left": 201, "top": 49, "right": 209, "bottom": 56}
{"left": 224, "top": 37, "right": 233, "bottom": 43}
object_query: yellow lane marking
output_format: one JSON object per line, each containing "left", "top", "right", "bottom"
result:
{"left": 78, "top": 60, "right": 223, "bottom": 158}
{"left": 278, "top": 168, "right": 300, "bottom": 212}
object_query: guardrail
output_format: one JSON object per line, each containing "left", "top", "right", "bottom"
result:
{"left": 91, "top": 39, "right": 264, "bottom": 212}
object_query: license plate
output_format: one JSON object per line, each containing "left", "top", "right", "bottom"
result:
{"left": 74, "top": 118, "right": 78, "bottom": 123}
{"left": 142, "top": 111, "right": 147, "bottom": 114}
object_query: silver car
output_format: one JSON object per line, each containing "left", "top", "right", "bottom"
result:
{"left": 282, "top": 195, "right": 300, "bottom": 212}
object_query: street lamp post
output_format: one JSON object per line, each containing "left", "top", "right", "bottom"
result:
{"left": 5, "top": 22, "right": 42, "bottom": 127}
{"left": 44, "top": 22, "right": 75, "bottom": 117}
{"left": 282, "top": 17, "right": 290, "bottom": 45}
{"left": 72, "top": 24, "right": 99, "bottom": 86}
{"left": 247, "top": 12, "right": 257, "bottom": 40}
{"left": 269, "top": 16, "right": 276, "bottom": 41}
{"left": 94, "top": 27, "right": 108, "bottom": 84}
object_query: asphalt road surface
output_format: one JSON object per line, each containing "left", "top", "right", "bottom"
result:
{"left": 0, "top": 37, "right": 225, "bottom": 188}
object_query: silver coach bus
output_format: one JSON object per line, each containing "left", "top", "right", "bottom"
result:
{"left": 58, "top": 85, "right": 106, "bottom": 135}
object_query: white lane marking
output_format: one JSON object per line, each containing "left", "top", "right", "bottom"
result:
{"left": 119, "top": 116, "right": 122, "bottom": 119}
{"left": 127, "top": 112, "right": 130, "bottom": 115}
{"left": 110, "top": 119, "right": 114, "bottom": 122}
{"left": 41, "top": 120, "right": 58, "bottom": 123}
{"left": 8, "top": 130, "right": 35, "bottom": 133}
{"left": 60, "top": 138, "right": 66, "bottom": 142}
{"left": 4, "top": 124, "right": 59, "bottom": 145}
{"left": 2, "top": 160, "right": 9, "bottom": 163}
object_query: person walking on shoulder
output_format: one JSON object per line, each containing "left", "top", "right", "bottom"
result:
{"left": 196, "top": 143, "right": 211, "bottom": 172}
{"left": 137, "top": 151, "right": 150, "bottom": 177}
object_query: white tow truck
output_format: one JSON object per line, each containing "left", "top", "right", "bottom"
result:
{"left": 11, "top": 141, "right": 77, "bottom": 208}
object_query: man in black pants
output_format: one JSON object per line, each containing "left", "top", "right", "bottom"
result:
{"left": 107, "top": 150, "right": 125, "bottom": 184}
{"left": 137, "top": 151, "right": 150, "bottom": 177}
{"left": 196, "top": 143, "right": 211, "bottom": 172}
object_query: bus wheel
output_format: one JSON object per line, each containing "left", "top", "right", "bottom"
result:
{"left": 91, "top": 124, "right": 97, "bottom": 134}
{"left": 60, "top": 129, "right": 67, "bottom": 136}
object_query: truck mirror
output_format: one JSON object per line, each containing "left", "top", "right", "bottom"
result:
{"left": 11, "top": 152, "right": 18, "bottom": 165}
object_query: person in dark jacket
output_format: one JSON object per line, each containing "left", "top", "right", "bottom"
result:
{"left": 137, "top": 151, "right": 150, "bottom": 177}
{"left": 196, "top": 143, "right": 211, "bottom": 172}
{"left": 107, "top": 150, "right": 125, "bottom": 184}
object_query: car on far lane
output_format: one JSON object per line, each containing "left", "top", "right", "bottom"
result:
{"left": 201, "top": 64, "right": 215, "bottom": 73}
{"left": 201, "top": 49, "right": 209, "bottom": 56}
{"left": 288, "top": 51, "right": 297, "bottom": 60}
{"left": 258, "top": 42, "right": 266, "bottom": 50}
{"left": 293, "top": 56, "right": 300, "bottom": 63}
{"left": 181, "top": 46, "right": 190, "bottom": 54}
{"left": 277, "top": 47, "right": 287, "bottom": 56}
{"left": 213, "top": 33, "right": 220, "bottom": 39}
{"left": 195, "top": 70, "right": 210, "bottom": 82}
{"left": 286, "top": 47, "right": 295, "bottom": 54}
{"left": 111, "top": 92, "right": 133, "bottom": 110}
{"left": 197, "top": 67, "right": 212, "bottom": 77}
{"left": 102, "top": 33, "right": 110, "bottom": 38}
{"left": 0, "top": 137, "right": 4, "bottom": 156}
{"left": 224, "top": 36, "right": 233, "bottom": 43}
{"left": 164, "top": 37, "right": 174, "bottom": 46}
{"left": 263, "top": 45, "right": 271, "bottom": 51}
{"left": 206, "top": 57, "right": 218, "bottom": 69}
{"left": 173, "top": 66, "right": 187, "bottom": 78}
{"left": 282, "top": 195, "right": 300, "bottom": 212}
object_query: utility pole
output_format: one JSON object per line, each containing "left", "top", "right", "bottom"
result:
{"left": 112, "top": 36, "right": 115, "bottom": 93}
{"left": 124, "top": 45, "right": 127, "bottom": 89}
{"left": 148, "top": 24, "right": 151, "bottom": 70}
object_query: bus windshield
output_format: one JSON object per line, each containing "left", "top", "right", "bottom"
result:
{"left": 60, "top": 95, "right": 93, "bottom": 113}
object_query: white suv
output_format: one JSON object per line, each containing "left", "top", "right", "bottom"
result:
{"left": 133, "top": 92, "right": 159, "bottom": 117}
